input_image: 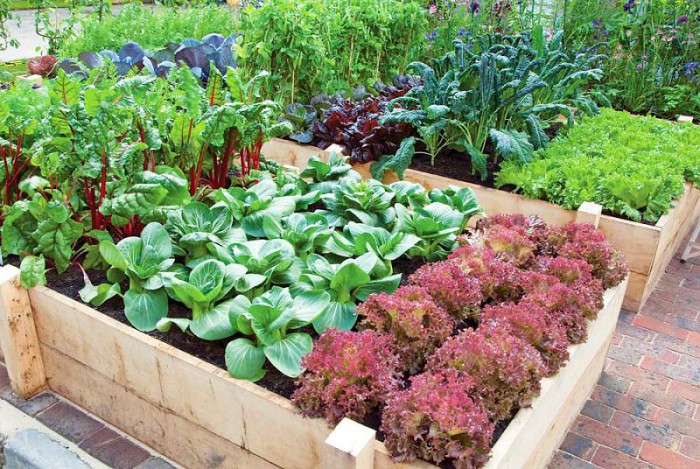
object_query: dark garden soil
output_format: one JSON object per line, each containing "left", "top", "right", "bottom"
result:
{"left": 11, "top": 255, "right": 515, "bottom": 453}
{"left": 10, "top": 255, "right": 429, "bottom": 400}
{"left": 407, "top": 123, "right": 563, "bottom": 191}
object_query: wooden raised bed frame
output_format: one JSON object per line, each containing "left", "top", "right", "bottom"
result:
{"left": 262, "top": 138, "right": 700, "bottom": 312}
{"left": 0, "top": 261, "right": 627, "bottom": 469}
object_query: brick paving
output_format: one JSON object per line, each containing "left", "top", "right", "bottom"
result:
{"left": 0, "top": 362, "right": 175, "bottom": 469}
{"left": 553, "top": 228, "right": 700, "bottom": 469}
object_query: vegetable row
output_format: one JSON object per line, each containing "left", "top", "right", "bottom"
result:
{"left": 293, "top": 214, "right": 629, "bottom": 468}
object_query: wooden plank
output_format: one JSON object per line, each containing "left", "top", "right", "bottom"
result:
{"left": 31, "top": 287, "right": 165, "bottom": 406}
{"left": 30, "top": 286, "right": 333, "bottom": 469}
{"left": 622, "top": 272, "right": 646, "bottom": 312}
{"left": 576, "top": 202, "right": 603, "bottom": 228}
{"left": 0, "top": 265, "right": 46, "bottom": 398}
{"left": 262, "top": 138, "right": 331, "bottom": 168}
{"left": 42, "top": 345, "right": 278, "bottom": 469}
{"left": 642, "top": 184, "right": 700, "bottom": 305}
{"left": 324, "top": 418, "right": 376, "bottom": 469}
{"left": 486, "top": 278, "right": 628, "bottom": 469}
{"left": 597, "top": 215, "right": 661, "bottom": 277}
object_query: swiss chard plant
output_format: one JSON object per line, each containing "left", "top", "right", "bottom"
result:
{"left": 2, "top": 185, "right": 83, "bottom": 280}
{"left": 225, "top": 286, "right": 331, "bottom": 380}
{"left": 0, "top": 80, "right": 49, "bottom": 209}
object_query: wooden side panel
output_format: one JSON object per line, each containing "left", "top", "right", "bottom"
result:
{"left": 643, "top": 184, "right": 700, "bottom": 302}
{"left": 30, "top": 287, "right": 333, "bottom": 469}
{"left": 621, "top": 272, "right": 646, "bottom": 312}
{"left": 485, "top": 278, "right": 628, "bottom": 469}
{"left": 42, "top": 345, "right": 278, "bottom": 469}
{"left": 598, "top": 216, "right": 661, "bottom": 277}
{"left": 262, "top": 138, "right": 332, "bottom": 168}
{"left": 0, "top": 266, "right": 46, "bottom": 398}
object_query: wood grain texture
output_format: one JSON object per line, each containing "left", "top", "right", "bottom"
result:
{"left": 28, "top": 273, "right": 628, "bottom": 469}
{"left": 325, "top": 418, "right": 376, "bottom": 469}
{"left": 0, "top": 265, "right": 46, "bottom": 398}
{"left": 42, "top": 345, "right": 278, "bottom": 469}
{"left": 30, "top": 286, "right": 332, "bottom": 469}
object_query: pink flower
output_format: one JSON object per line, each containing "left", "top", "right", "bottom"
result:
{"left": 429, "top": 4, "right": 437, "bottom": 14}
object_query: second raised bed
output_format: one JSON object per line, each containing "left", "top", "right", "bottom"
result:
{"left": 262, "top": 138, "right": 699, "bottom": 312}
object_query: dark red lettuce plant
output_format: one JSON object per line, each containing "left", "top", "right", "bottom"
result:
{"left": 312, "top": 77, "right": 417, "bottom": 163}
{"left": 292, "top": 329, "right": 401, "bottom": 426}
{"left": 357, "top": 285, "right": 454, "bottom": 374}
{"left": 427, "top": 326, "right": 546, "bottom": 421}
{"left": 481, "top": 302, "right": 570, "bottom": 375}
{"left": 381, "top": 370, "right": 494, "bottom": 468}
{"left": 408, "top": 260, "right": 483, "bottom": 321}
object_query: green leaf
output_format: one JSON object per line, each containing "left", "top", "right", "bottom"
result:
{"left": 156, "top": 317, "right": 191, "bottom": 334}
{"left": 312, "top": 302, "right": 357, "bottom": 333}
{"left": 263, "top": 333, "right": 313, "bottom": 378}
{"left": 371, "top": 137, "right": 416, "bottom": 181}
{"left": 140, "top": 222, "right": 173, "bottom": 263}
{"left": 123, "top": 289, "right": 168, "bottom": 332}
{"left": 225, "top": 338, "right": 267, "bottom": 382}
{"left": 489, "top": 128, "right": 534, "bottom": 165}
{"left": 189, "top": 259, "right": 225, "bottom": 302}
{"left": 290, "top": 290, "right": 331, "bottom": 326}
{"left": 79, "top": 274, "right": 121, "bottom": 306}
{"left": 330, "top": 263, "right": 371, "bottom": 302}
{"left": 191, "top": 299, "right": 238, "bottom": 341}
{"left": 19, "top": 255, "right": 46, "bottom": 288}
{"left": 99, "top": 241, "right": 128, "bottom": 271}
{"left": 355, "top": 274, "right": 402, "bottom": 301}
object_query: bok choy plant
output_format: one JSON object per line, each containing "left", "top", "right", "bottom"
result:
{"left": 226, "top": 286, "right": 331, "bottom": 380}
{"left": 293, "top": 253, "right": 401, "bottom": 333}
{"left": 96, "top": 222, "right": 174, "bottom": 331}
{"left": 157, "top": 259, "right": 251, "bottom": 340}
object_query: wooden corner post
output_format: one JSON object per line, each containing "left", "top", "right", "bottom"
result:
{"left": 323, "top": 418, "right": 377, "bottom": 469}
{"left": 576, "top": 202, "right": 603, "bottom": 228}
{"left": 0, "top": 265, "right": 46, "bottom": 398}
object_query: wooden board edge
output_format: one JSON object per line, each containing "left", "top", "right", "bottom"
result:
{"left": 30, "top": 285, "right": 345, "bottom": 469}
{"left": 42, "top": 344, "right": 280, "bottom": 469}
{"left": 0, "top": 265, "right": 47, "bottom": 398}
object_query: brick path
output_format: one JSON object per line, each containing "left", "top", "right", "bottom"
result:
{"left": 552, "top": 229, "right": 700, "bottom": 469}
{"left": 0, "top": 362, "right": 176, "bottom": 469}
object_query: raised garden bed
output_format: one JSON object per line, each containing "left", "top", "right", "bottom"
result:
{"left": 0, "top": 261, "right": 627, "bottom": 469}
{"left": 262, "top": 138, "right": 699, "bottom": 312}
